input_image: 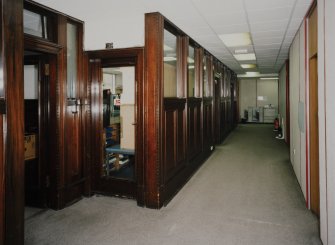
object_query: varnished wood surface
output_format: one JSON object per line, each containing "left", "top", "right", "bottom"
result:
{"left": 144, "top": 13, "right": 164, "bottom": 208}
{"left": 2, "top": 0, "right": 25, "bottom": 244}
{"left": 87, "top": 47, "right": 145, "bottom": 205}
{"left": 144, "top": 12, "right": 238, "bottom": 208}
{"left": 309, "top": 56, "right": 319, "bottom": 216}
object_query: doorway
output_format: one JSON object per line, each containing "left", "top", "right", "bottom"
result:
{"left": 308, "top": 3, "right": 319, "bottom": 217}
{"left": 23, "top": 51, "right": 56, "bottom": 219}
{"left": 87, "top": 48, "right": 144, "bottom": 204}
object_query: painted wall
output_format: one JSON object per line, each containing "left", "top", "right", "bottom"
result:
{"left": 288, "top": 23, "right": 307, "bottom": 200}
{"left": 318, "top": 0, "right": 335, "bottom": 244}
{"left": 239, "top": 79, "right": 278, "bottom": 119}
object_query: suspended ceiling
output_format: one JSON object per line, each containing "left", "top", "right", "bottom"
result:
{"left": 35, "top": 0, "right": 313, "bottom": 76}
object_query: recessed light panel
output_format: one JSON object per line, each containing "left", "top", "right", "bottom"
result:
{"left": 246, "top": 72, "right": 260, "bottom": 77}
{"left": 219, "top": 32, "right": 252, "bottom": 47}
{"left": 235, "top": 49, "right": 248, "bottom": 54}
{"left": 241, "top": 64, "right": 257, "bottom": 69}
{"left": 234, "top": 53, "right": 256, "bottom": 61}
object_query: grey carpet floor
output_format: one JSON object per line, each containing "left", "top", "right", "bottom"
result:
{"left": 25, "top": 124, "right": 322, "bottom": 245}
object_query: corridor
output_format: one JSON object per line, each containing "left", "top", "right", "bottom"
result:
{"left": 25, "top": 124, "right": 321, "bottom": 245}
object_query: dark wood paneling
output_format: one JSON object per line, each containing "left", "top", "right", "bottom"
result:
{"left": 163, "top": 98, "right": 186, "bottom": 183}
{"left": 203, "top": 98, "right": 213, "bottom": 155}
{"left": 1, "top": 0, "right": 24, "bottom": 244}
{"left": 144, "top": 13, "right": 164, "bottom": 208}
{"left": 214, "top": 76, "right": 221, "bottom": 144}
{"left": 187, "top": 98, "right": 202, "bottom": 161}
{"left": 0, "top": 116, "right": 4, "bottom": 245}
{"left": 58, "top": 16, "right": 86, "bottom": 206}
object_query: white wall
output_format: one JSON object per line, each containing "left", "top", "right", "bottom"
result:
{"left": 239, "top": 79, "right": 256, "bottom": 118}
{"left": 239, "top": 78, "right": 278, "bottom": 119}
{"left": 318, "top": 0, "right": 335, "bottom": 244}
{"left": 34, "top": 0, "right": 146, "bottom": 50}
{"left": 289, "top": 22, "right": 307, "bottom": 200}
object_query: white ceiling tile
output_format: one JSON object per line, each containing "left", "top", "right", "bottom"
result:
{"left": 204, "top": 12, "right": 247, "bottom": 27}
{"left": 248, "top": 7, "right": 292, "bottom": 23}
{"left": 296, "top": 0, "right": 313, "bottom": 6}
{"left": 288, "top": 18, "right": 303, "bottom": 30}
{"left": 191, "top": 0, "right": 244, "bottom": 14}
{"left": 253, "top": 37, "right": 283, "bottom": 45}
{"left": 252, "top": 30, "right": 285, "bottom": 38}
{"left": 212, "top": 24, "right": 250, "bottom": 35}
{"left": 250, "top": 19, "right": 289, "bottom": 32}
{"left": 244, "top": 0, "right": 294, "bottom": 11}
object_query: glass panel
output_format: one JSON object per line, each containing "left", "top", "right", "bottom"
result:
{"left": 102, "top": 66, "right": 136, "bottom": 181}
{"left": 24, "top": 64, "right": 39, "bottom": 135}
{"left": 24, "top": 65, "right": 39, "bottom": 100}
{"left": 188, "top": 46, "right": 195, "bottom": 97}
{"left": 67, "top": 23, "right": 77, "bottom": 99}
{"left": 24, "top": 9, "right": 43, "bottom": 38}
{"left": 203, "top": 56, "right": 209, "bottom": 97}
{"left": 163, "top": 29, "right": 177, "bottom": 97}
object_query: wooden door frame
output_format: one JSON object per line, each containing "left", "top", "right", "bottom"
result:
{"left": 86, "top": 48, "right": 145, "bottom": 206}
{"left": 23, "top": 54, "right": 51, "bottom": 207}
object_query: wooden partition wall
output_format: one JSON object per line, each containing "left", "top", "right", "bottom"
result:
{"left": 144, "top": 12, "right": 238, "bottom": 208}
{"left": 1, "top": 1, "right": 90, "bottom": 243}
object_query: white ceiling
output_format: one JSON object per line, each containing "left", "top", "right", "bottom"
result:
{"left": 35, "top": 0, "right": 313, "bottom": 75}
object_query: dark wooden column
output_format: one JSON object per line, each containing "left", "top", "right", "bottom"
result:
{"left": 144, "top": 13, "right": 164, "bottom": 208}
{"left": 0, "top": 0, "right": 24, "bottom": 244}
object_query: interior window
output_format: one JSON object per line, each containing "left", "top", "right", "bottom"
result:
{"left": 66, "top": 23, "right": 78, "bottom": 99}
{"left": 24, "top": 9, "right": 48, "bottom": 39}
{"left": 163, "top": 29, "right": 178, "bottom": 97}
{"left": 188, "top": 46, "right": 195, "bottom": 97}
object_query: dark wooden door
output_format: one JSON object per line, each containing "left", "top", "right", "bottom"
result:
{"left": 87, "top": 49, "right": 144, "bottom": 202}
{"left": 309, "top": 56, "right": 319, "bottom": 216}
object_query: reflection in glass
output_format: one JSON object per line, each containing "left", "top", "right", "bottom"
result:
{"left": 188, "top": 46, "right": 195, "bottom": 97}
{"left": 102, "top": 67, "right": 136, "bottom": 181}
{"left": 24, "top": 10, "right": 43, "bottom": 38}
{"left": 67, "top": 23, "right": 77, "bottom": 99}
{"left": 163, "top": 29, "right": 178, "bottom": 97}
{"left": 203, "top": 56, "right": 209, "bottom": 97}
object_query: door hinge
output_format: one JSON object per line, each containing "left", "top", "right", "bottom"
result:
{"left": 46, "top": 176, "right": 50, "bottom": 188}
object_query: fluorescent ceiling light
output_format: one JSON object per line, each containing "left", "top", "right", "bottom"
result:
{"left": 235, "top": 49, "right": 248, "bottom": 54}
{"left": 164, "top": 57, "right": 176, "bottom": 62}
{"left": 241, "top": 64, "right": 256, "bottom": 69}
{"left": 219, "top": 32, "right": 252, "bottom": 47}
{"left": 260, "top": 77, "right": 278, "bottom": 80}
{"left": 246, "top": 72, "right": 260, "bottom": 77}
{"left": 234, "top": 53, "right": 256, "bottom": 61}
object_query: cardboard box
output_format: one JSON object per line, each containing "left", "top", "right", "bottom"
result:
{"left": 24, "top": 134, "right": 37, "bottom": 160}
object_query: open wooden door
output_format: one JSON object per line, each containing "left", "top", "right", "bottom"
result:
{"left": 87, "top": 48, "right": 144, "bottom": 205}
{"left": 308, "top": 3, "right": 319, "bottom": 216}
